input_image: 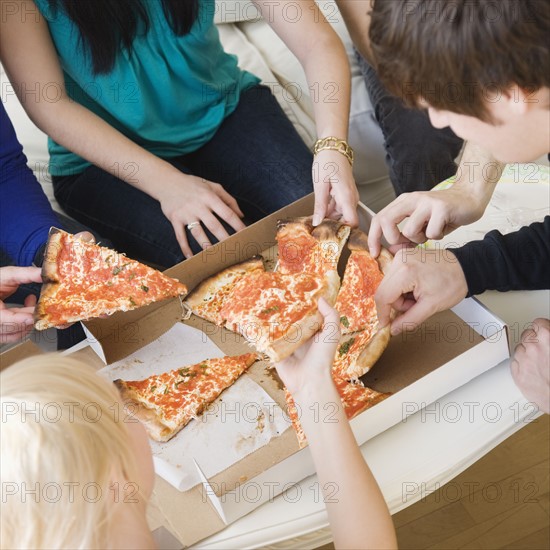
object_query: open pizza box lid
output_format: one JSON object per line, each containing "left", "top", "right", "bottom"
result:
{"left": 1, "top": 195, "right": 510, "bottom": 548}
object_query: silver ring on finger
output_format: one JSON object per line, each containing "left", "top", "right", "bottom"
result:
{"left": 187, "top": 221, "right": 201, "bottom": 231}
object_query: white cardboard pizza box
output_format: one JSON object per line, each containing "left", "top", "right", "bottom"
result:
{"left": 79, "top": 195, "right": 510, "bottom": 546}
{"left": 171, "top": 203, "right": 510, "bottom": 528}
{"left": 2, "top": 194, "right": 509, "bottom": 547}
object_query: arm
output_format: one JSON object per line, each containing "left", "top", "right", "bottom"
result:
{"left": 0, "top": 0, "right": 245, "bottom": 258}
{"left": 368, "top": 142, "right": 505, "bottom": 257}
{"left": 0, "top": 103, "right": 62, "bottom": 266}
{"left": 375, "top": 217, "right": 550, "bottom": 334}
{"left": 254, "top": 0, "right": 359, "bottom": 226}
{"left": 336, "top": 0, "right": 373, "bottom": 62}
{"left": 276, "top": 299, "right": 397, "bottom": 549}
{"left": 450, "top": 216, "right": 550, "bottom": 295}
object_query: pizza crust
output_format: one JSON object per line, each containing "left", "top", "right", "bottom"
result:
{"left": 34, "top": 229, "right": 64, "bottom": 330}
{"left": 116, "top": 390, "right": 176, "bottom": 443}
{"left": 41, "top": 228, "right": 64, "bottom": 283}
{"left": 185, "top": 256, "right": 265, "bottom": 324}
{"left": 339, "top": 325, "right": 391, "bottom": 380}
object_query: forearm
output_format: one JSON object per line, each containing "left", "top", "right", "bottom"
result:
{"left": 295, "top": 380, "right": 397, "bottom": 549}
{"left": 450, "top": 216, "right": 550, "bottom": 295}
{"left": 304, "top": 43, "right": 351, "bottom": 140}
{"left": 453, "top": 141, "right": 505, "bottom": 215}
{"left": 336, "top": 0, "right": 373, "bottom": 62}
{"left": 302, "top": 35, "right": 351, "bottom": 140}
{"left": 0, "top": 164, "right": 59, "bottom": 265}
{"left": 256, "top": 0, "right": 351, "bottom": 139}
{"left": 24, "top": 98, "right": 183, "bottom": 201}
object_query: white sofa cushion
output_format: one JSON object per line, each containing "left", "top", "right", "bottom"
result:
{"left": 213, "top": 0, "right": 261, "bottom": 24}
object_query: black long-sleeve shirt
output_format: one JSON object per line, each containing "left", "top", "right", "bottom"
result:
{"left": 450, "top": 216, "right": 550, "bottom": 296}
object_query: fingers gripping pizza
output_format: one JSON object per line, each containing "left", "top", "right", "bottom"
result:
{"left": 34, "top": 229, "right": 187, "bottom": 330}
{"left": 219, "top": 269, "right": 340, "bottom": 362}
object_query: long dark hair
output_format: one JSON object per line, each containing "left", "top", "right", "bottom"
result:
{"left": 48, "top": 0, "right": 199, "bottom": 74}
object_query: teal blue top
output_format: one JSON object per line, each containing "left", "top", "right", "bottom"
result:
{"left": 34, "top": 0, "right": 260, "bottom": 176}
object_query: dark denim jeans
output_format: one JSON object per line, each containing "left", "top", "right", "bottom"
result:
{"left": 356, "top": 51, "right": 464, "bottom": 195}
{"left": 53, "top": 84, "right": 314, "bottom": 268}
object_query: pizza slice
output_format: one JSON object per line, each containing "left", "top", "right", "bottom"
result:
{"left": 334, "top": 228, "right": 393, "bottom": 335}
{"left": 114, "top": 353, "right": 259, "bottom": 442}
{"left": 185, "top": 256, "right": 265, "bottom": 325}
{"left": 331, "top": 229, "right": 393, "bottom": 379}
{"left": 219, "top": 268, "right": 340, "bottom": 362}
{"left": 34, "top": 228, "right": 187, "bottom": 330}
{"left": 285, "top": 376, "right": 390, "bottom": 448}
{"left": 276, "top": 216, "right": 350, "bottom": 278}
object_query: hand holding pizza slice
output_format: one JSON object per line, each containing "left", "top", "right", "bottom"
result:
{"left": 274, "top": 297, "right": 390, "bottom": 448}
{"left": 34, "top": 228, "right": 187, "bottom": 329}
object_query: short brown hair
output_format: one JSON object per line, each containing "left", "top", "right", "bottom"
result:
{"left": 369, "top": 0, "right": 550, "bottom": 120}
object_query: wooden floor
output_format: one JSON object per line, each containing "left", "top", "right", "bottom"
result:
{"left": 317, "top": 415, "right": 550, "bottom": 550}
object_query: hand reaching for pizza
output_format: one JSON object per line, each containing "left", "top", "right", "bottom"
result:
{"left": 157, "top": 174, "right": 246, "bottom": 259}
{"left": 367, "top": 186, "right": 489, "bottom": 258}
{"left": 0, "top": 266, "right": 43, "bottom": 343}
{"left": 274, "top": 297, "right": 341, "bottom": 398}
{"left": 375, "top": 247, "right": 468, "bottom": 335}
{"left": 312, "top": 150, "right": 359, "bottom": 228}
{"left": 510, "top": 318, "right": 550, "bottom": 414}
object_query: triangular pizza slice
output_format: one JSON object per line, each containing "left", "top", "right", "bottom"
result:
{"left": 34, "top": 228, "right": 187, "bottom": 329}
{"left": 334, "top": 228, "right": 392, "bottom": 334}
{"left": 331, "top": 229, "right": 393, "bottom": 379}
{"left": 115, "top": 353, "right": 259, "bottom": 442}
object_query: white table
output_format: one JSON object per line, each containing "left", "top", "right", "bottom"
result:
{"left": 192, "top": 167, "right": 549, "bottom": 549}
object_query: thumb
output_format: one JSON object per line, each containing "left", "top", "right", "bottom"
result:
{"left": 341, "top": 201, "right": 359, "bottom": 227}
{"left": 24, "top": 294, "right": 37, "bottom": 308}
{"left": 318, "top": 296, "right": 339, "bottom": 326}
{"left": 390, "top": 299, "right": 434, "bottom": 335}
{"left": 75, "top": 231, "right": 95, "bottom": 243}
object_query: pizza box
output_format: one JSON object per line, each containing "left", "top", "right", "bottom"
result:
{"left": 0, "top": 194, "right": 510, "bottom": 548}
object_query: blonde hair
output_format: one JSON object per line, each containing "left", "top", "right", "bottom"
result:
{"left": 1, "top": 354, "right": 145, "bottom": 549}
